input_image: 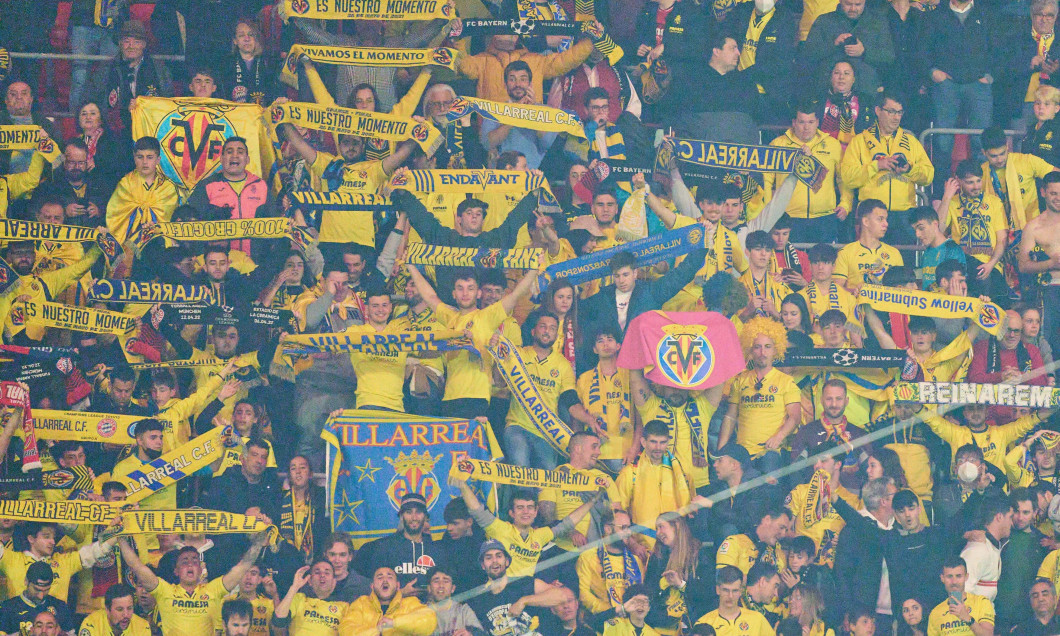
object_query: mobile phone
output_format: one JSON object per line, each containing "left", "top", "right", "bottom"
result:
{"left": 781, "top": 268, "right": 798, "bottom": 278}
{"left": 843, "top": 35, "right": 857, "bottom": 46}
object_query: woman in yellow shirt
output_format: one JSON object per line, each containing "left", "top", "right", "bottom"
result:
{"left": 254, "top": 251, "right": 318, "bottom": 311}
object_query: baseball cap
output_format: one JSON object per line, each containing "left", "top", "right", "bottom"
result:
{"left": 399, "top": 493, "right": 428, "bottom": 514}
{"left": 478, "top": 539, "right": 510, "bottom": 563}
{"left": 26, "top": 562, "right": 54, "bottom": 586}
{"left": 714, "top": 442, "right": 750, "bottom": 468}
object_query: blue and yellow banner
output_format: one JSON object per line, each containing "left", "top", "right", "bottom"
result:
{"left": 669, "top": 138, "right": 826, "bottom": 192}
{"left": 538, "top": 222, "right": 703, "bottom": 290}
{"left": 322, "top": 410, "right": 501, "bottom": 546}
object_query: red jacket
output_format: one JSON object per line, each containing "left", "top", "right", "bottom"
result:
{"left": 187, "top": 172, "right": 275, "bottom": 254}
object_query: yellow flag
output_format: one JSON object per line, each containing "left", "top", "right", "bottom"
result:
{"left": 131, "top": 97, "right": 270, "bottom": 195}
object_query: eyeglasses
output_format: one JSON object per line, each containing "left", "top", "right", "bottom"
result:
{"left": 65, "top": 160, "right": 88, "bottom": 167}
{"left": 426, "top": 99, "right": 455, "bottom": 110}
{"left": 880, "top": 107, "right": 904, "bottom": 116}
{"left": 1006, "top": 327, "right": 1023, "bottom": 335}
{"left": 587, "top": 104, "right": 610, "bottom": 112}
{"left": 1034, "top": 12, "right": 1057, "bottom": 18}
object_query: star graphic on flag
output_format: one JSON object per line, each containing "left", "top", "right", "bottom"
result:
{"left": 333, "top": 489, "right": 363, "bottom": 529}
{"left": 354, "top": 459, "right": 382, "bottom": 483}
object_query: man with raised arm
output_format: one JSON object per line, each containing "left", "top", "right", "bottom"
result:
{"left": 117, "top": 525, "right": 270, "bottom": 636}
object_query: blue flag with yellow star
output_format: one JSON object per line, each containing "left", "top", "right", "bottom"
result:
{"left": 321, "top": 410, "right": 502, "bottom": 546}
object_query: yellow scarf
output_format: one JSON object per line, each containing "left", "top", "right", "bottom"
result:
{"left": 270, "top": 101, "right": 442, "bottom": 154}
{"left": 281, "top": 0, "right": 453, "bottom": 20}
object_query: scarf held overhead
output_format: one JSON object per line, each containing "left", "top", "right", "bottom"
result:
{"left": 138, "top": 218, "right": 308, "bottom": 246}
{"left": 856, "top": 284, "right": 1004, "bottom": 336}
{"left": 389, "top": 168, "right": 551, "bottom": 194}
{"left": 538, "top": 222, "right": 703, "bottom": 290}
{"left": 668, "top": 138, "right": 827, "bottom": 192}
{"left": 0, "top": 126, "right": 61, "bottom": 163}
{"left": 0, "top": 220, "right": 99, "bottom": 243}
{"left": 449, "top": 458, "right": 613, "bottom": 490}
{"left": 446, "top": 96, "right": 585, "bottom": 139}
{"left": 282, "top": 44, "right": 458, "bottom": 87}
{"left": 282, "top": 0, "right": 453, "bottom": 20}
{"left": 113, "top": 509, "right": 277, "bottom": 540}
{"left": 21, "top": 301, "right": 137, "bottom": 336}
{"left": 270, "top": 101, "right": 442, "bottom": 154}
{"left": 780, "top": 348, "right": 911, "bottom": 368}
{"left": 281, "top": 329, "right": 476, "bottom": 357}
{"left": 892, "top": 381, "right": 1060, "bottom": 408}
{"left": 33, "top": 410, "right": 140, "bottom": 445}
{"left": 404, "top": 243, "right": 543, "bottom": 270}
{"left": 88, "top": 280, "right": 217, "bottom": 305}
{"left": 0, "top": 499, "right": 118, "bottom": 524}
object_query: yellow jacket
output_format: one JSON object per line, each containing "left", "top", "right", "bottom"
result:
{"left": 0, "top": 152, "right": 45, "bottom": 219}
{"left": 840, "top": 125, "right": 933, "bottom": 212}
{"left": 765, "top": 129, "right": 852, "bottom": 218}
{"left": 338, "top": 591, "right": 437, "bottom": 636}
{"left": 980, "top": 151, "right": 1057, "bottom": 230}
{"left": 457, "top": 39, "right": 594, "bottom": 103}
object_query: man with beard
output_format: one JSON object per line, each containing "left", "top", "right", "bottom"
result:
{"left": 111, "top": 419, "right": 180, "bottom": 509}
{"left": 187, "top": 137, "right": 277, "bottom": 258}
{"left": 279, "top": 121, "right": 412, "bottom": 248}
{"left": 339, "top": 566, "right": 437, "bottom": 634}
{"left": 355, "top": 493, "right": 445, "bottom": 595}
{"left": 78, "top": 583, "right": 151, "bottom": 636}
{"left": 540, "top": 431, "right": 614, "bottom": 554}
{"left": 44, "top": 140, "right": 112, "bottom": 227}
{"left": 467, "top": 540, "right": 567, "bottom": 636}
{"left": 790, "top": 379, "right": 872, "bottom": 490}
{"left": 272, "top": 561, "right": 350, "bottom": 635}
{"left": 630, "top": 368, "right": 722, "bottom": 491}
{"left": 88, "top": 366, "right": 152, "bottom": 418}
{"left": 503, "top": 312, "right": 595, "bottom": 470}
{"left": 0, "top": 239, "right": 103, "bottom": 344}
{"left": 421, "top": 83, "right": 486, "bottom": 169}
{"left": 575, "top": 509, "right": 645, "bottom": 616}
{"left": 482, "top": 61, "right": 557, "bottom": 169}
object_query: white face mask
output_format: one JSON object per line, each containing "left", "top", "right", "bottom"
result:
{"left": 755, "top": 0, "right": 776, "bottom": 13}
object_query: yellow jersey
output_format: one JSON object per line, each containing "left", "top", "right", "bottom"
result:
{"left": 484, "top": 517, "right": 554, "bottom": 579}
{"left": 394, "top": 306, "right": 445, "bottom": 375}
{"left": 725, "top": 368, "right": 801, "bottom": 457}
{"left": 289, "top": 593, "right": 347, "bottom": 636}
{"left": 308, "top": 151, "right": 387, "bottom": 246}
{"left": 150, "top": 577, "right": 229, "bottom": 636}
{"left": 738, "top": 270, "right": 792, "bottom": 318}
{"left": 435, "top": 301, "right": 510, "bottom": 402}
{"left": 786, "top": 482, "right": 859, "bottom": 567}
{"left": 638, "top": 394, "right": 715, "bottom": 488}
{"left": 505, "top": 346, "right": 575, "bottom": 436}
{"left": 665, "top": 216, "right": 748, "bottom": 312}
{"left": 833, "top": 241, "right": 904, "bottom": 289}
{"left": 0, "top": 549, "right": 83, "bottom": 602}
{"left": 946, "top": 194, "right": 1008, "bottom": 266}
{"left": 344, "top": 322, "right": 409, "bottom": 411}
{"left": 927, "top": 594, "right": 995, "bottom": 636}
{"left": 925, "top": 409, "right": 1040, "bottom": 473}
{"left": 980, "top": 152, "right": 1056, "bottom": 230}
{"left": 576, "top": 365, "right": 634, "bottom": 461}
{"left": 576, "top": 548, "right": 647, "bottom": 614}
{"left": 715, "top": 534, "right": 785, "bottom": 576}
{"left": 612, "top": 453, "right": 690, "bottom": 543}
{"left": 839, "top": 126, "right": 934, "bottom": 213}
{"left": 539, "top": 463, "right": 612, "bottom": 552}
{"left": 78, "top": 608, "right": 152, "bottom": 636}
{"left": 798, "top": 280, "right": 858, "bottom": 325}
{"left": 696, "top": 608, "right": 777, "bottom": 636}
